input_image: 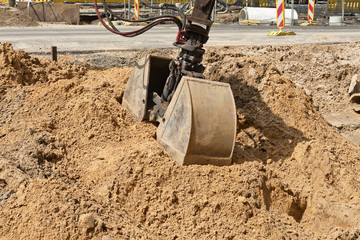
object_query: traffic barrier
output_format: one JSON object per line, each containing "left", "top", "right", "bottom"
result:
{"left": 267, "top": 0, "right": 296, "bottom": 36}
{"left": 308, "top": 0, "right": 314, "bottom": 22}
{"left": 329, "top": 15, "right": 342, "bottom": 24}
{"left": 327, "top": 0, "right": 360, "bottom": 11}
{"left": 299, "top": 0, "right": 320, "bottom": 26}
{"left": 259, "top": 0, "right": 275, "bottom": 7}
{"left": 276, "top": 0, "right": 285, "bottom": 29}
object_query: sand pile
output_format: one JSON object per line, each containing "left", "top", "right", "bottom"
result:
{"left": 0, "top": 6, "right": 38, "bottom": 27}
{"left": 244, "top": 43, "right": 360, "bottom": 115}
{"left": 0, "top": 43, "right": 84, "bottom": 86}
{"left": 1, "top": 42, "right": 360, "bottom": 239}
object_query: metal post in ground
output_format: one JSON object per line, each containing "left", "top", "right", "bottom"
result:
{"left": 51, "top": 46, "right": 57, "bottom": 62}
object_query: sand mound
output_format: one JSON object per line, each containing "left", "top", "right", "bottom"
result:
{"left": 0, "top": 43, "right": 84, "bottom": 86}
{"left": 0, "top": 6, "right": 38, "bottom": 27}
{"left": 1, "top": 42, "right": 360, "bottom": 239}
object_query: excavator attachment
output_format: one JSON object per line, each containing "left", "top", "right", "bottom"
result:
{"left": 122, "top": 55, "right": 171, "bottom": 121}
{"left": 122, "top": 55, "right": 237, "bottom": 166}
{"left": 157, "top": 77, "right": 237, "bottom": 166}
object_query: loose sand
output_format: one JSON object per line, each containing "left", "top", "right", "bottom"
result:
{"left": 1, "top": 42, "right": 360, "bottom": 239}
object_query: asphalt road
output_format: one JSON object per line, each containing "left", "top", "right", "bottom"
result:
{"left": 0, "top": 24, "right": 360, "bottom": 53}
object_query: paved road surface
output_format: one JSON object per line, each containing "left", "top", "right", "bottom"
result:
{"left": 0, "top": 24, "right": 360, "bottom": 53}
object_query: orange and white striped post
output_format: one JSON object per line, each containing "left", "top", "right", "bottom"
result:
{"left": 308, "top": 0, "right": 315, "bottom": 22}
{"left": 276, "top": 0, "right": 285, "bottom": 31}
{"left": 269, "top": 0, "right": 295, "bottom": 35}
{"left": 134, "top": 0, "right": 139, "bottom": 20}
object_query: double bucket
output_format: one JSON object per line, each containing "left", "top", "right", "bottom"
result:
{"left": 122, "top": 55, "right": 237, "bottom": 166}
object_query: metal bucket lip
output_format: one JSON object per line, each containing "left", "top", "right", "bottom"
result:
{"left": 183, "top": 77, "right": 237, "bottom": 162}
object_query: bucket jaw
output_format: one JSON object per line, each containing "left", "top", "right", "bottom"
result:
{"left": 122, "top": 55, "right": 237, "bottom": 166}
{"left": 122, "top": 55, "right": 171, "bottom": 122}
{"left": 157, "top": 77, "right": 236, "bottom": 166}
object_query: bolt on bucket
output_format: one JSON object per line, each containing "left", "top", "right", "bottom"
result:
{"left": 122, "top": 55, "right": 237, "bottom": 166}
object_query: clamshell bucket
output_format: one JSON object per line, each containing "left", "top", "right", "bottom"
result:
{"left": 122, "top": 55, "right": 237, "bottom": 166}
{"left": 122, "top": 55, "right": 171, "bottom": 121}
{"left": 157, "top": 77, "right": 236, "bottom": 166}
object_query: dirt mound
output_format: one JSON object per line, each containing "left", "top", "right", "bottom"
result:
{"left": 246, "top": 43, "right": 360, "bottom": 115}
{"left": 216, "top": 12, "right": 239, "bottom": 23}
{"left": 0, "top": 43, "right": 84, "bottom": 86}
{"left": 0, "top": 6, "right": 38, "bottom": 27}
{"left": 1, "top": 42, "right": 360, "bottom": 239}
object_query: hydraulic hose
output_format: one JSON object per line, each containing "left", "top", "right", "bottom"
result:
{"left": 94, "top": 0, "right": 185, "bottom": 42}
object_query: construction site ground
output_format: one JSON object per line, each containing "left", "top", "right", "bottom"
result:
{"left": 1, "top": 14, "right": 360, "bottom": 239}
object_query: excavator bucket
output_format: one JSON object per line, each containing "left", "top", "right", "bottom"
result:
{"left": 123, "top": 55, "right": 237, "bottom": 166}
{"left": 157, "top": 77, "right": 237, "bottom": 166}
{"left": 122, "top": 55, "right": 171, "bottom": 121}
